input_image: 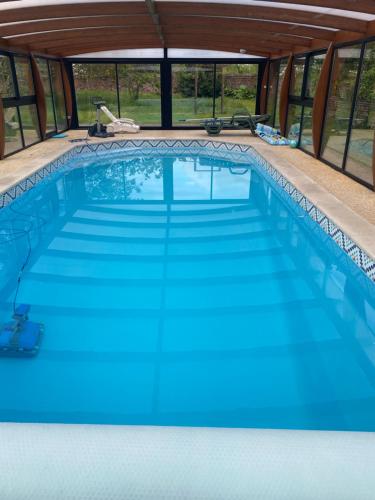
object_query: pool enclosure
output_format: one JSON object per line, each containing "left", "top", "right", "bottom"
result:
{"left": 1, "top": 4, "right": 375, "bottom": 498}
{"left": 0, "top": 0, "right": 374, "bottom": 190}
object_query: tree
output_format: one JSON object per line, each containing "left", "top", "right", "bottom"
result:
{"left": 175, "top": 65, "right": 220, "bottom": 98}
{"left": 358, "top": 45, "right": 375, "bottom": 102}
{"left": 0, "top": 56, "right": 14, "bottom": 97}
{"left": 118, "top": 65, "right": 160, "bottom": 102}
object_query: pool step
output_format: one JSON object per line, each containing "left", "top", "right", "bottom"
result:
{"left": 61, "top": 219, "right": 272, "bottom": 241}
{"left": 75, "top": 206, "right": 263, "bottom": 224}
{"left": 16, "top": 274, "right": 315, "bottom": 311}
{"left": 47, "top": 232, "right": 283, "bottom": 258}
{"left": 30, "top": 253, "right": 296, "bottom": 281}
{"left": 29, "top": 305, "right": 339, "bottom": 353}
{"left": 86, "top": 202, "right": 250, "bottom": 214}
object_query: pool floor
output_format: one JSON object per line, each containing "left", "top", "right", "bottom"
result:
{"left": 1, "top": 151, "right": 375, "bottom": 431}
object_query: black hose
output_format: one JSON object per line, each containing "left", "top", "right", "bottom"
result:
{"left": 1, "top": 203, "right": 50, "bottom": 314}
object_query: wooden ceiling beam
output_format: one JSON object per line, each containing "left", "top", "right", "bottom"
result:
{"left": 0, "top": 1, "right": 371, "bottom": 58}
{"left": 8, "top": 25, "right": 311, "bottom": 51}
{"left": 0, "top": 16, "right": 153, "bottom": 37}
{"left": 0, "top": 2, "right": 149, "bottom": 24}
{"left": 45, "top": 38, "right": 272, "bottom": 58}
{"left": 166, "top": 34, "right": 292, "bottom": 52}
{"left": 47, "top": 40, "right": 274, "bottom": 58}
{"left": 157, "top": 3, "right": 368, "bottom": 33}
{"left": 162, "top": 15, "right": 340, "bottom": 41}
{"left": 35, "top": 31, "right": 283, "bottom": 54}
{"left": 0, "top": 15, "right": 340, "bottom": 41}
{"left": 0, "top": 35, "right": 38, "bottom": 55}
{"left": 0, "top": 14, "right": 340, "bottom": 42}
{"left": 8, "top": 27, "right": 160, "bottom": 47}
{"left": 165, "top": 35, "right": 304, "bottom": 53}
{"left": 35, "top": 36, "right": 161, "bottom": 53}
{"left": 366, "top": 19, "right": 375, "bottom": 36}
{"left": 50, "top": 43, "right": 160, "bottom": 57}
{"left": 0, "top": 2, "right": 369, "bottom": 33}
{"left": 162, "top": 26, "right": 312, "bottom": 48}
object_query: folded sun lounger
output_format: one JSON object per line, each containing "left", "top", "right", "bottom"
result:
{"left": 100, "top": 105, "right": 140, "bottom": 134}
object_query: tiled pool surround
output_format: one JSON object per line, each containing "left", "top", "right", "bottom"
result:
{"left": 1, "top": 139, "right": 375, "bottom": 284}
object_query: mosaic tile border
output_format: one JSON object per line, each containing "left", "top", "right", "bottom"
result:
{"left": 1, "top": 138, "right": 375, "bottom": 283}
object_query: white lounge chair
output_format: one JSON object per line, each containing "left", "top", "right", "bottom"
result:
{"left": 100, "top": 105, "right": 140, "bottom": 134}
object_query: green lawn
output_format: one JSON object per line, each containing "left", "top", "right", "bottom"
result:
{"left": 76, "top": 89, "right": 256, "bottom": 126}
{"left": 173, "top": 96, "right": 256, "bottom": 124}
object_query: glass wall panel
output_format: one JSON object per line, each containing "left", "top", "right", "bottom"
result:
{"left": 1, "top": 53, "right": 49, "bottom": 157}
{"left": 0, "top": 55, "right": 15, "bottom": 98}
{"left": 274, "top": 58, "right": 288, "bottom": 129}
{"left": 14, "top": 56, "right": 34, "bottom": 96}
{"left": 216, "top": 64, "right": 258, "bottom": 116}
{"left": 286, "top": 104, "right": 303, "bottom": 141}
{"left": 266, "top": 60, "right": 280, "bottom": 125}
{"left": 287, "top": 51, "right": 326, "bottom": 153}
{"left": 346, "top": 41, "right": 375, "bottom": 186}
{"left": 289, "top": 56, "right": 305, "bottom": 97}
{"left": 73, "top": 63, "right": 117, "bottom": 126}
{"left": 172, "top": 64, "right": 215, "bottom": 125}
{"left": 36, "top": 58, "right": 56, "bottom": 135}
{"left": 19, "top": 104, "right": 41, "bottom": 146}
{"left": 50, "top": 61, "right": 67, "bottom": 131}
{"left": 306, "top": 53, "right": 326, "bottom": 98}
{"left": 300, "top": 107, "right": 314, "bottom": 153}
{"left": 118, "top": 64, "right": 161, "bottom": 125}
{"left": 321, "top": 46, "right": 362, "bottom": 168}
{"left": 3, "top": 107, "right": 22, "bottom": 156}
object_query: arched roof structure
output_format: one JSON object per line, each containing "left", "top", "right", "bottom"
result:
{"left": 0, "top": 0, "right": 374, "bottom": 58}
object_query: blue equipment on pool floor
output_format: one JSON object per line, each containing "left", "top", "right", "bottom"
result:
{"left": 0, "top": 304, "right": 43, "bottom": 357}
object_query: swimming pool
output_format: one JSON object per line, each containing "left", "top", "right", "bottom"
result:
{"left": 1, "top": 140, "right": 375, "bottom": 431}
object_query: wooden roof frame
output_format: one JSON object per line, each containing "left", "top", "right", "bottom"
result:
{"left": 10, "top": 27, "right": 312, "bottom": 53}
{"left": 0, "top": 1, "right": 374, "bottom": 58}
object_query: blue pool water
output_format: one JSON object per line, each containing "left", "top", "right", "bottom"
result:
{"left": 1, "top": 147, "right": 375, "bottom": 431}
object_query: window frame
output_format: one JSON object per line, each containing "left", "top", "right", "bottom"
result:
{"left": 36, "top": 56, "right": 69, "bottom": 137}
{"left": 319, "top": 36, "right": 375, "bottom": 189}
{"left": 68, "top": 55, "right": 266, "bottom": 129}
{"left": 48, "top": 58, "right": 69, "bottom": 133}
{"left": 284, "top": 49, "right": 326, "bottom": 151}
{"left": 0, "top": 49, "right": 42, "bottom": 157}
{"left": 265, "top": 56, "right": 289, "bottom": 129}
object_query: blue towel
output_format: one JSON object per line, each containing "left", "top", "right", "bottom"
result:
{"left": 52, "top": 133, "right": 68, "bottom": 139}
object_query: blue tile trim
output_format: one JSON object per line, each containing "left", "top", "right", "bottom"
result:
{"left": 1, "top": 139, "right": 375, "bottom": 282}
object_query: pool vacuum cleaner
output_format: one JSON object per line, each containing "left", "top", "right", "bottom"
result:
{"left": 0, "top": 304, "right": 43, "bottom": 357}
{"left": 88, "top": 99, "right": 115, "bottom": 139}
